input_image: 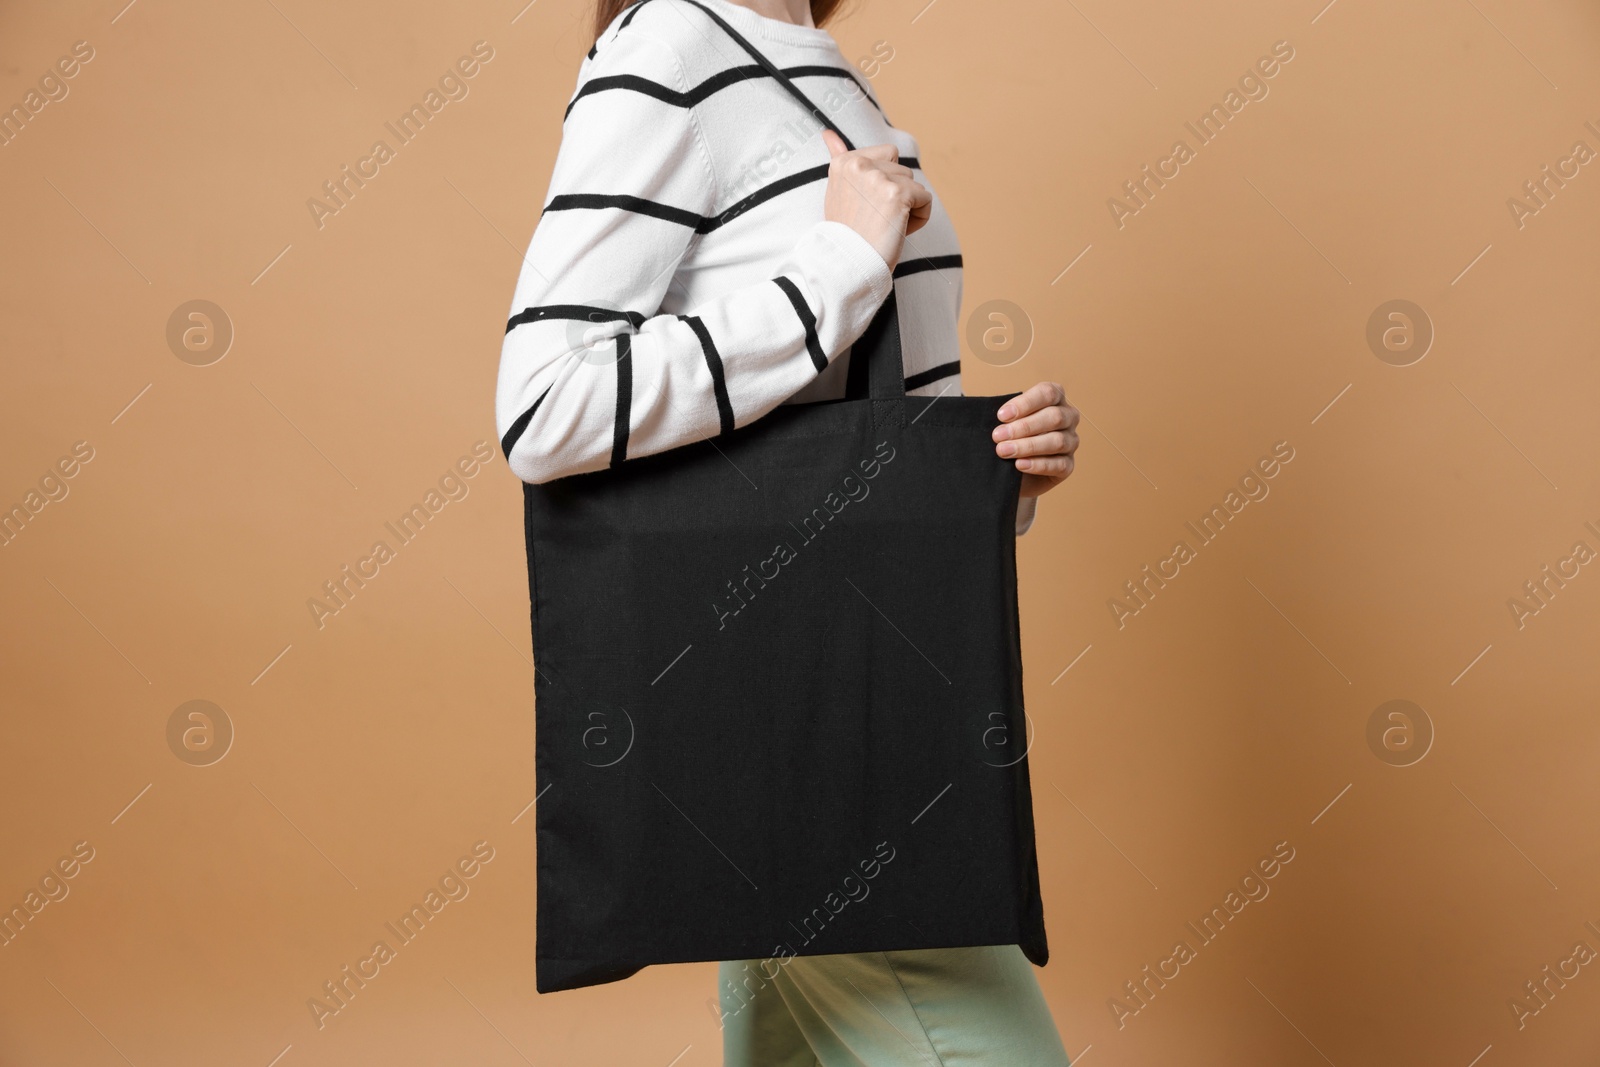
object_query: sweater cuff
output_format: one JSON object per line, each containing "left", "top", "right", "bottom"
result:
{"left": 813, "top": 220, "right": 895, "bottom": 307}
{"left": 1015, "top": 493, "right": 1037, "bottom": 536}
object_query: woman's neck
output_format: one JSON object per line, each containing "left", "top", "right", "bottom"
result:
{"left": 722, "top": 0, "right": 815, "bottom": 29}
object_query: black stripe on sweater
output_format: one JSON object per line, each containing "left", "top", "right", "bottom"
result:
{"left": 793, "top": 65, "right": 881, "bottom": 112}
{"left": 773, "top": 277, "right": 826, "bottom": 373}
{"left": 551, "top": 165, "right": 835, "bottom": 235}
{"left": 505, "top": 304, "right": 646, "bottom": 336}
{"left": 702, "top": 161, "right": 929, "bottom": 232}
{"left": 709, "top": 158, "right": 916, "bottom": 227}
{"left": 680, "top": 315, "right": 735, "bottom": 436}
{"left": 541, "top": 159, "right": 922, "bottom": 234}
{"left": 904, "top": 361, "right": 960, "bottom": 391}
{"left": 620, "top": 0, "right": 654, "bottom": 31}
{"left": 543, "top": 193, "right": 705, "bottom": 229}
{"left": 709, "top": 164, "right": 829, "bottom": 232}
{"left": 894, "top": 254, "right": 962, "bottom": 279}
{"left": 611, "top": 332, "right": 632, "bottom": 467}
{"left": 500, "top": 384, "right": 552, "bottom": 459}
{"left": 588, "top": 0, "right": 656, "bottom": 59}
{"left": 565, "top": 64, "right": 880, "bottom": 121}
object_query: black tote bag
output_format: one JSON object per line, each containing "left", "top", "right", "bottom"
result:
{"left": 521, "top": 4, "right": 1047, "bottom": 994}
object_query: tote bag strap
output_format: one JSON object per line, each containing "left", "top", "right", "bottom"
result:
{"left": 679, "top": 0, "right": 906, "bottom": 424}
{"left": 850, "top": 290, "right": 908, "bottom": 423}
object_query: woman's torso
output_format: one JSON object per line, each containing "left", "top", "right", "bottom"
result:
{"left": 582, "top": 0, "right": 966, "bottom": 402}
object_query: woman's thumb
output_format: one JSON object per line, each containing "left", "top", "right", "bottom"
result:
{"left": 821, "top": 128, "right": 848, "bottom": 158}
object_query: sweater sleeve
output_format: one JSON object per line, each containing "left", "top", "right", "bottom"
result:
{"left": 1015, "top": 494, "right": 1036, "bottom": 536}
{"left": 495, "top": 33, "right": 895, "bottom": 485}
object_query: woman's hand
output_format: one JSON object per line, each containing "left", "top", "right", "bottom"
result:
{"left": 820, "top": 129, "right": 932, "bottom": 270}
{"left": 994, "top": 382, "right": 1079, "bottom": 498}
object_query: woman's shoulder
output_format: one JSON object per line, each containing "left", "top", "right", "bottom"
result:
{"left": 581, "top": 0, "right": 731, "bottom": 84}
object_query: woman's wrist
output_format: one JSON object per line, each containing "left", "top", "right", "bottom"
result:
{"left": 813, "top": 219, "right": 895, "bottom": 298}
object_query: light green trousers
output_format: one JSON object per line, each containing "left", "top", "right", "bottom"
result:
{"left": 717, "top": 944, "right": 1070, "bottom": 1067}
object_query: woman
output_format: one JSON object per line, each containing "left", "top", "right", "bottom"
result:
{"left": 496, "top": 0, "right": 1079, "bottom": 1061}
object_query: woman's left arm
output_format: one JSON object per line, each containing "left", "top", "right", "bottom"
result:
{"left": 993, "top": 381, "right": 1080, "bottom": 500}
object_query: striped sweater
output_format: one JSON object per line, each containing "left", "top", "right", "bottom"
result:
{"left": 494, "top": 0, "right": 1036, "bottom": 533}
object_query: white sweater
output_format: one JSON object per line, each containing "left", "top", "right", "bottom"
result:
{"left": 494, "top": 0, "right": 1036, "bottom": 534}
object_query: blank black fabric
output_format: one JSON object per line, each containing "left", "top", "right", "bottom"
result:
{"left": 522, "top": 292, "right": 1047, "bottom": 993}
{"left": 520, "top": 8, "right": 1047, "bottom": 995}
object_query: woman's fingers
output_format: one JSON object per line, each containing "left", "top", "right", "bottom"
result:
{"left": 996, "top": 430, "right": 1079, "bottom": 459}
{"left": 994, "top": 394, "right": 1078, "bottom": 442}
{"left": 997, "top": 381, "right": 1066, "bottom": 423}
{"left": 1016, "top": 454, "right": 1075, "bottom": 477}
{"left": 904, "top": 182, "right": 933, "bottom": 234}
{"left": 992, "top": 381, "right": 1081, "bottom": 475}
{"left": 994, "top": 382, "right": 1082, "bottom": 492}
{"left": 831, "top": 154, "right": 916, "bottom": 190}
{"left": 996, "top": 432, "right": 1064, "bottom": 459}
{"left": 993, "top": 406, "right": 1066, "bottom": 442}
{"left": 829, "top": 137, "right": 899, "bottom": 166}
{"left": 853, "top": 141, "right": 900, "bottom": 164}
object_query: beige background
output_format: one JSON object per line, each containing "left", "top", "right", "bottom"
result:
{"left": 3, "top": 0, "right": 1599, "bottom": 1063}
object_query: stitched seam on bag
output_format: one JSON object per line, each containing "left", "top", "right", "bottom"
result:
{"left": 880, "top": 952, "right": 951, "bottom": 1067}
{"left": 524, "top": 486, "right": 545, "bottom": 960}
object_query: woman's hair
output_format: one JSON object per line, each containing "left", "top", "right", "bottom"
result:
{"left": 593, "top": 0, "right": 849, "bottom": 44}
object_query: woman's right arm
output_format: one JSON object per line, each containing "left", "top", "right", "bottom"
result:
{"left": 495, "top": 32, "right": 902, "bottom": 485}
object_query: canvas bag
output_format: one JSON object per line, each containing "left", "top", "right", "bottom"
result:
{"left": 522, "top": 0, "right": 1048, "bottom": 993}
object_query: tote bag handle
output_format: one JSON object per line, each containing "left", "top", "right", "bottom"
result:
{"left": 679, "top": 0, "right": 906, "bottom": 425}
{"left": 850, "top": 291, "right": 908, "bottom": 431}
